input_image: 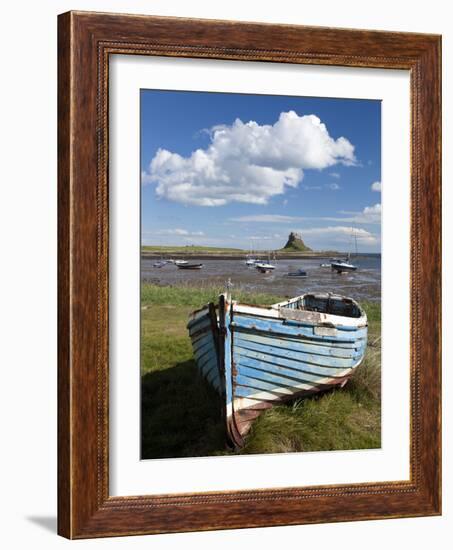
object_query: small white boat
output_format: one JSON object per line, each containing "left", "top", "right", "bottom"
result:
{"left": 174, "top": 259, "right": 189, "bottom": 266}
{"left": 245, "top": 258, "right": 259, "bottom": 266}
{"left": 153, "top": 260, "right": 167, "bottom": 268}
{"left": 331, "top": 261, "right": 357, "bottom": 273}
{"left": 255, "top": 262, "right": 275, "bottom": 273}
{"left": 331, "top": 230, "right": 359, "bottom": 273}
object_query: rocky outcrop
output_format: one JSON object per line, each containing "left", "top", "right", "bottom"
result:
{"left": 282, "top": 232, "right": 312, "bottom": 252}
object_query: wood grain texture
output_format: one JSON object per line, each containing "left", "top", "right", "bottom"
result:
{"left": 57, "top": 11, "right": 71, "bottom": 538}
{"left": 57, "top": 10, "right": 441, "bottom": 539}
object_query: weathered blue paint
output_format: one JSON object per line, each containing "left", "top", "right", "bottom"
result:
{"left": 234, "top": 332, "right": 361, "bottom": 358}
{"left": 231, "top": 316, "right": 367, "bottom": 343}
{"left": 234, "top": 338, "right": 363, "bottom": 368}
{"left": 233, "top": 361, "right": 343, "bottom": 387}
{"left": 187, "top": 305, "right": 221, "bottom": 394}
{"left": 234, "top": 349, "right": 359, "bottom": 378}
{"left": 188, "top": 292, "right": 368, "bottom": 448}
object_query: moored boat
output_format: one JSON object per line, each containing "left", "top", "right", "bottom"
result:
{"left": 177, "top": 263, "right": 203, "bottom": 270}
{"left": 187, "top": 292, "right": 368, "bottom": 448}
{"left": 286, "top": 269, "right": 307, "bottom": 277}
{"left": 245, "top": 257, "right": 259, "bottom": 266}
{"left": 255, "top": 262, "right": 275, "bottom": 272}
{"left": 255, "top": 251, "right": 276, "bottom": 272}
{"left": 331, "top": 261, "right": 357, "bottom": 273}
{"left": 331, "top": 230, "right": 359, "bottom": 273}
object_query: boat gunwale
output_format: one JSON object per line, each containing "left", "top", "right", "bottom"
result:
{"left": 231, "top": 321, "right": 366, "bottom": 344}
{"left": 233, "top": 330, "right": 365, "bottom": 357}
{"left": 187, "top": 302, "right": 214, "bottom": 325}
{"left": 233, "top": 308, "right": 368, "bottom": 330}
{"left": 232, "top": 302, "right": 367, "bottom": 329}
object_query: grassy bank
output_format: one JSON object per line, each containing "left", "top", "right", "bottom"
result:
{"left": 141, "top": 283, "right": 381, "bottom": 459}
{"left": 141, "top": 244, "right": 342, "bottom": 258}
{"left": 142, "top": 245, "right": 243, "bottom": 254}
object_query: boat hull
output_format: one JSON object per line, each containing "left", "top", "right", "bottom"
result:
{"left": 188, "top": 293, "right": 368, "bottom": 448}
{"left": 177, "top": 263, "right": 203, "bottom": 269}
{"left": 187, "top": 303, "right": 222, "bottom": 394}
{"left": 331, "top": 262, "right": 357, "bottom": 273}
{"left": 286, "top": 271, "right": 307, "bottom": 277}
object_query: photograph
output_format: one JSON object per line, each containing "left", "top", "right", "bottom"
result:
{"left": 140, "top": 90, "right": 382, "bottom": 459}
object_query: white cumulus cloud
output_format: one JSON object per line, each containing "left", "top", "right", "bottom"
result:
{"left": 298, "top": 226, "right": 379, "bottom": 247}
{"left": 143, "top": 111, "right": 356, "bottom": 206}
{"left": 230, "top": 203, "right": 381, "bottom": 225}
{"left": 371, "top": 181, "right": 381, "bottom": 192}
{"left": 359, "top": 203, "right": 381, "bottom": 223}
{"left": 301, "top": 226, "right": 375, "bottom": 239}
{"left": 335, "top": 203, "right": 381, "bottom": 224}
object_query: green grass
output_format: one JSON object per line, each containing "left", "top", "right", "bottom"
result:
{"left": 141, "top": 283, "right": 381, "bottom": 459}
{"left": 141, "top": 282, "right": 282, "bottom": 308}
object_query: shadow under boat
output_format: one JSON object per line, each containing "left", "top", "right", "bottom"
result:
{"left": 141, "top": 359, "right": 225, "bottom": 459}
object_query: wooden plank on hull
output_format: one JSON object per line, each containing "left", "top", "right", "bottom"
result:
{"left": 234, "top": 332, "right": 361, "bottom": 357}
{"left": 234, "top": 364, "right": 348, "bottom": 391}
{"left": 234, "top": 357, "right": 353, "bottom": 385}
{"left": 234, "top": 351, "right": 357, "bottom": 378}
{"left": 233, "top": 340, "right": 361, "bottom": 368}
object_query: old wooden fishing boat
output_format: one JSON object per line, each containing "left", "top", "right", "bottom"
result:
{"left": 187, "top": 292, "right": 368, "bottom": 448}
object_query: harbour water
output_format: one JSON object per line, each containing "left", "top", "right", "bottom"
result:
{"left": 142, "top": 255, "right": 381, "bottom": 302}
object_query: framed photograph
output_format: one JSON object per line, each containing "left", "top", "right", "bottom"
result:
{"left": 58, "top": 11, "right": 441, "bottom": 538}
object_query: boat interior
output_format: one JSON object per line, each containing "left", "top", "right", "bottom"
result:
{"left": 280, "top": 294, "right": 363, "bottom": 319}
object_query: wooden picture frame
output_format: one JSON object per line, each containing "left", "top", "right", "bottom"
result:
{"left": 58, "top": 11, "right": 441, "bottom": 539}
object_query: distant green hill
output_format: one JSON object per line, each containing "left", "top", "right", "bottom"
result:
{"left": 141, "top": 245, "right": 244, "bottom": 254}
{"left": 281, "top": 232, "right": 312, "bottom": 252}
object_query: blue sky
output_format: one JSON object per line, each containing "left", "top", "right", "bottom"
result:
{"left": 141, "top": 90, "right": 381, "bottom": 252}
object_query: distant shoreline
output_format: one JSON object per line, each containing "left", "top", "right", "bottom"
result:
{"left": 141, "top": 249, "right": 377, "bottom": 260}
